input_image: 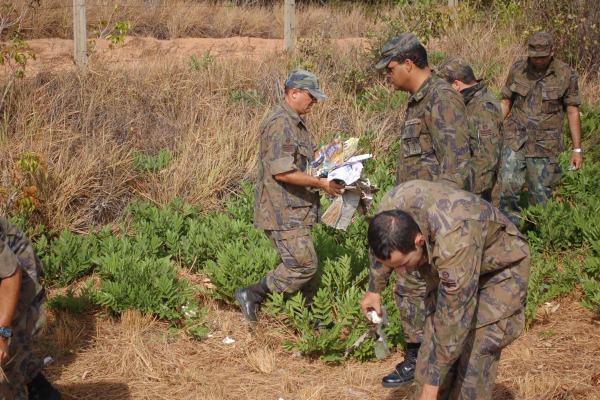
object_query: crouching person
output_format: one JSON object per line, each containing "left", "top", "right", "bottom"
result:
{"left": 0, "top": 217, "right": 61, "bottom": 400}
{"left": 360, "top": 180, "right": 530, "bottom": 399}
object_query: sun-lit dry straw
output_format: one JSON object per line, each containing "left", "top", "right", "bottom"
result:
{"left": 38, "top": 294, "right": 600, "bottom": 399}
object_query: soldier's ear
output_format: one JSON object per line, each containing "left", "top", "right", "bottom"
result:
{"left": 414, "top": 233, "right": 426, "bottom": 248}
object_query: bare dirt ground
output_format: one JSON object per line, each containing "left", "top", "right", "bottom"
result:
{"left": 25, "top": 37, "right": 600, "bottom": 399}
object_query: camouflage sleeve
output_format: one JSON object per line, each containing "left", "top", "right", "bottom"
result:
{"left": 367, "top": 250, "right": 393, "bottom": 293}
{"left": 563, "top": 68, "right": 581, "bottom": 107}
{"left": 264, "top": 116, "right": 299, "bottom": 176}
{"left": 470, "top": 102, "right": 503, "bottom": 193}
{"left": 500, "top": 63, "right": 517, "bottom": 100}
{"left": 430, "top": 89, "right": 472, "bottom": 191}
{"left": 0, "top": 240, "right": 20, "bottom": 278}
{"left": 424, "top": 221, "right": 482, "bottom": 386}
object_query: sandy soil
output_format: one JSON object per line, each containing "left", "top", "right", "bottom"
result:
{"left": 26, "top": 36, "right": 367, "bottom": 75}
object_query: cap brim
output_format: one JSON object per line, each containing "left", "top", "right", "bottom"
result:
{"left": 529, "top": 50, "right": 551, "bottom": 57}
{"left": 375, "top": 55, "right": 393, "bottom": 70}
{"left": 308, "top": 88, "right": 327, "bottom": 100}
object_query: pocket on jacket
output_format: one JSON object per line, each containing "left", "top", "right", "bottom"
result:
{"left": 402, "top": 118, "right": 432, "bottom": 157}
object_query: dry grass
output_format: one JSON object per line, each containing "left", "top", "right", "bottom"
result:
{"left": 17, "top": 0, "right": 382, "bottom": 40}
{"left": 2, "top": 2, "right": 598, "bottom": 231}
{"left": 38, "top": 293, "right": 600, "bottom": 400}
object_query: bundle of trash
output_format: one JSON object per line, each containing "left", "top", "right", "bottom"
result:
{"left": 308, "top": 137, "right": 376, "bottom": 231}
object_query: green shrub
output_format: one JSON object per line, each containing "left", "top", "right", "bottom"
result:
{"left": 47, "top": 282, "right": 96, "bottom": 313}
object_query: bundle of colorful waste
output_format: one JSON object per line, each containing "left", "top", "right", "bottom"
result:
{"left": 309, "top": 137, "right": 376, "bottom": 230}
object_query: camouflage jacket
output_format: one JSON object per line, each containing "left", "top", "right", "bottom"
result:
{"left": 501, "top": 57, "right": 581, "bottom": 158}
{"left": 254, "top": 101, "right": 320, "bottom": 231}
{"left": 0, "top": 218, "right": 45, "bottom": 319}
{"left": 397, "top": 74, "right": 472, "bottom": 191}
{"left": 463, "top": 81, "right": 503, "bottom": 195}
{"left": 369, "top": 181, "right": 530, "bottom": 385}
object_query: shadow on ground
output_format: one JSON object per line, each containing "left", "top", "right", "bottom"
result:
{"left": 384, "top": 382, "right": 515, "bottom": 399}
{"left": 58, "top": 381, "right": 131, "bottom": 399}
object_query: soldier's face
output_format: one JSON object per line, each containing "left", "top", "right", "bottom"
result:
{"left": 529, "top": 51, "right": 554, "bottom": 71}
{"left": 386, "top": 60, "right": 410, "bottom": 91}
{"left": 288, "top": 88, "right": 318, "bottom": 115}
{"left": 376, "top": 234, "right": 427, "bottom": 273}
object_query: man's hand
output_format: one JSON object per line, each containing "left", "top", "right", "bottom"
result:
{"left": 0, "top": 338, "right": 9, "bottom": 366}
{"left": 417, "top": 384, "right": 439, "bottom": 400}
{"left": 569, "top": 152, "right": 584, "bottom": 171}
{"left": 319, "top": 178, "right": 344, "bottom": 197}
{"left": 360, "top": 291, "right": 382, "bottom": 318}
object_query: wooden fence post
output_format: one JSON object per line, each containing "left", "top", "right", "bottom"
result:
{"left": 284, "top": 0, "right": 296, "bottom": 52}
{"left": 73, "top": 0, "right": 87, "bottom": 68}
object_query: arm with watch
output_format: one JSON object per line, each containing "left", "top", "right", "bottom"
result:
{"left": 0, "top": 264, "right": 21, "bottom": 365}
{"left": 566, "top": 105, "right": 584, "bottom": 171}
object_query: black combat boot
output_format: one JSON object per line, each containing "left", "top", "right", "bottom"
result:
{"left": 381, "top": 343, "right": 420, "bottom": 388}
{"left": 27, "top": 372, "right": 62, "bottom": 400}
{"left": 234, "top": 277, "right": 271, "bottom": 322}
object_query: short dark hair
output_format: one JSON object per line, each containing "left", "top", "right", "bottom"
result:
{"left": 368, "top": 209, "right": 421, "bottom": 260}
{"left": 284, "top": 85, "right": 294, "bottom": 95}
{"left": 440, "top": 66, "right": 477, "bottom": 85}
{"left": 391, "top": 44, "right": 429, "bottom": 69}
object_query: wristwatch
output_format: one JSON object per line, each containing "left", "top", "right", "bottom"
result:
{"left": 0, "top": 326, "right": 13, "bottom": 339}
{"left": 573, "top": 148, "right": 584, "bottom": 154}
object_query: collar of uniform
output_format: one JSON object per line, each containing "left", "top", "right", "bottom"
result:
{"left": 408, "top": 74, "right": 435, "bottom": 104}
{"left": 461, "top": 80, "right": 485, "bottom": 105}
{"left": 280, "top": 101, "right": 307, "bottom": 130}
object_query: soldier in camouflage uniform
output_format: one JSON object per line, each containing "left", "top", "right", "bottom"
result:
{"left": 234, "top": 70, "right": 344, "bottom": 322}
{"left": 374, "top": 34, "right": 473, "bottom": 387}
{"left": 360, "top": 180, "right": 530, "bottom": 400}
{"left": 438, "top": 58, "right": 504, "bottom": 202}
{"left": 0, "top": 218, "right": 61, "bottom": 400}
{"left": 499, "top": 31, "right": 584, "bottom": 225}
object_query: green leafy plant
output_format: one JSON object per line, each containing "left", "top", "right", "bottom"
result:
{"left": 132, "top": 148, "right": 173, "bottom": 173}
{"left": 227, "top": 89, "right": 262, "bottom": 107}
{"left": 47, "top": 281, "right": 96, "bottom": 313}
{"left": 190, "top": 50, "right": 216, "bottom": 71}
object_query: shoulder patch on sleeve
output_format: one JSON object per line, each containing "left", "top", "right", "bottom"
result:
{"left": 439, "top": 269, "right": 459, "bottom": 290}
{"left": 479, "top": 123, "right": 493, "bottom": 137}
{"left": 281, "top": 136, "right": 295, "bottom": 153}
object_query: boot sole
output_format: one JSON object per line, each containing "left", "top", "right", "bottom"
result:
{"left": 381, "top": 378, "right": 414, "bottom": 388}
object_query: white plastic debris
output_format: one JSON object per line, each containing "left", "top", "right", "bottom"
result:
{"left": 222, "top": 336, "right": 235, "bottom": 344}
{"left": 43, "top": 356, "right": 54, "bottom": 365}
{"left": 367, "top": 310, "right": 382, "bottom": 324}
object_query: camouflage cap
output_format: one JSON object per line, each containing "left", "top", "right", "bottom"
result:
{"left": 285, "top": 69, "right": 327, "bottom": 100}
{"left": 528, "top": 31, "right": 554, "bottom": 57}
{"left": 437, "top": 57, "right": 475, "bottom": 82}
{"left": 375, "top": 33, "right": 421, "bottom": 69}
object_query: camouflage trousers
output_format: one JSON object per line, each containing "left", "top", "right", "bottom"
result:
{"left": 264, "top": 227, "right": 318, "bottom": 299}
{"left": 0, "top": 299, "right": 45, "bottom": 400}
{"left": 413, "top": 308, "right": 525, "bottom": 400}
{"left": 394, "top": 269, "right": 427, "bottom": 343}
{"left": 498, "top": 145, "right": 562, "bottom": 225}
